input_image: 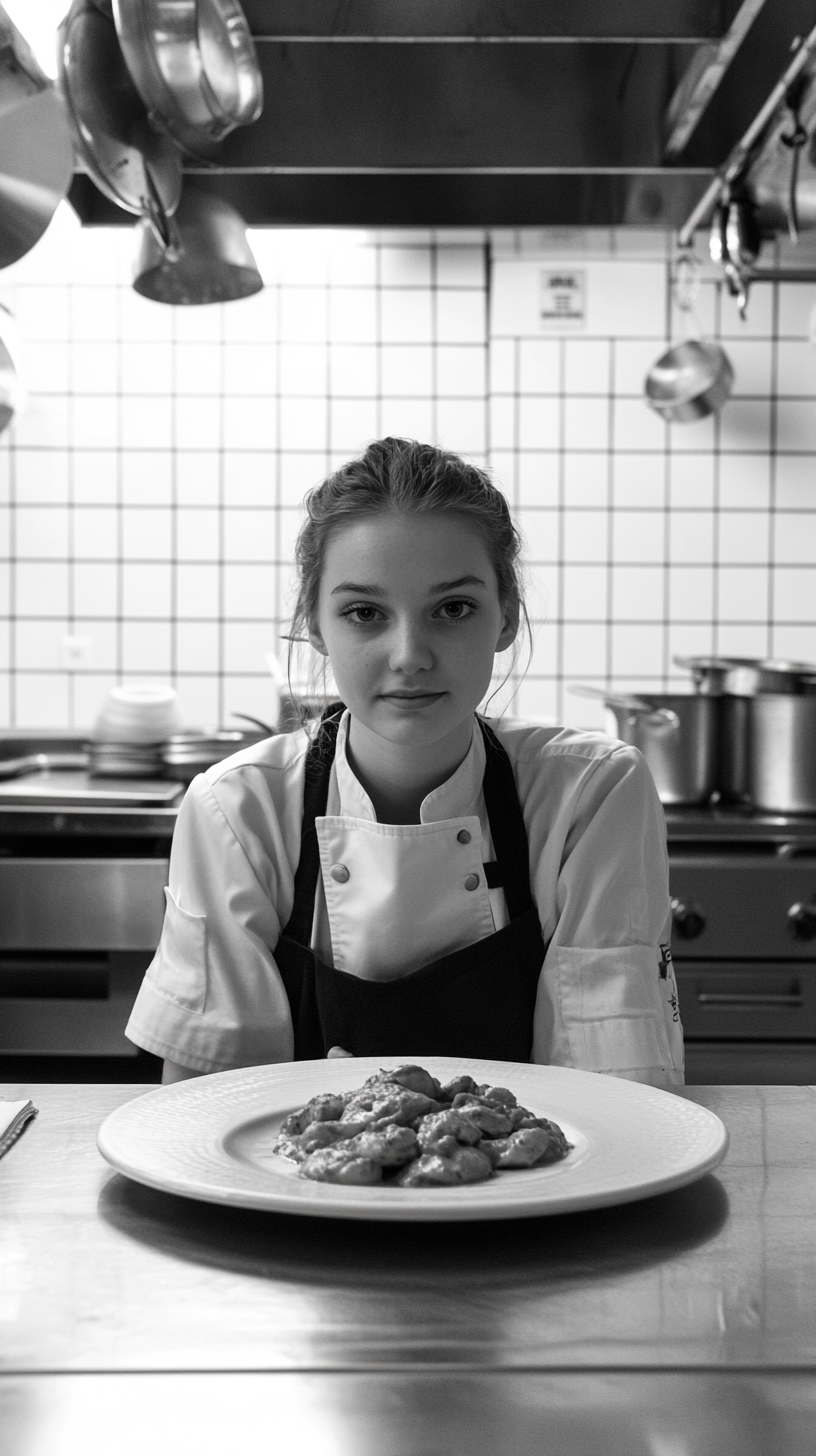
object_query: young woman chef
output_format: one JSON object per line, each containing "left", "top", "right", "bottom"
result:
{"left": 126, "top": 438, "right": 684, "bottom": 1088}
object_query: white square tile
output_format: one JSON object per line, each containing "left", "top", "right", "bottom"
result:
{"left": 517, "top": 509, "right": 559, "bottom": 562}
{"left": 15, "top": 505, "right": 69, "bottom": 559}
{"left": 121, "top": 562, "right": 172, "bottom": 618}
{"left": 122, "top": 452, "right": 173, "bottom": 506}
{"left": 224, "top": 342, "right": 277, "bottom": 396}
{"left": 279, "top": 343, "right": 328, "bottom": 397}
{"left": 666, "top": 411, "right": 715, "bottom": 453}
{"left": 527, "top": 619, "right": 559, "bottom": 675}
{"left": 611, "top": 622, "right": 664, "bottom": 676}
{"left": 73, "top": 620, "right": 118, "bottom": 672}
{"left": 224, "top": 509, "right": 275, "bottom": 563}
{"left": 71, "top": 342, "right": 119, "bottom": 395}
{"left": 668, "top": 565, "right": 714, "bottom": 621}
{"left": 718, "top": 399, "right": 772, "bottom": 452}
{"left": 73, "top": 452, "right": 118, "bottom": 505}
{"left": 326, "top": 241, "right": 378, "bottom": 288}
{"left": 221, "top": 288, "right": 277, "bottom": 343}
{"left": 667, "top": 453, "right": 715, "bottom": 507}
{"left": 515, "top": 676, "right": 558, "bottom": 723}
{"left": 717, "top": 511, "right": 769, "bottom": 564}
{"left": 436, "top": 247, "right": 485, "bottom": 288}
{"left": 381, "top": 290, "right": 433, "bottom": 344}
{"left": 563, "top": 509, "right": 609, "bottom": 563}
{"left": 25, "top": 342, "right": 69, "bottom": 393}
{"left": 777, "top": 339, "right": 816, "bottom": 396}
{"left": 0, "top": 446, "right": 8, "bottom": 504}
{"left": 381, "top": 345, "right": 432, "bottom": 397}
{"left": 561, "top": 621, "right": 607, "bottom": 676}
{"left": 121, "top": 341, "right": 173, "bottom": 396}
{"left": 69, "top": 287, "right": 121, "bottom": 342}
{"left": 120, "top": 290, "right": 174, "bottom": 342}
{"left": 518, "top": 395, "right": 560, "bottom": 450}
{"left": 489, "top": 339, "right": 516, "bottom": 392}
{"left": 173, "top": 304, "right": 224, "bottom": 344}
{"left": 614, "top": 339, "right": 664, "bottom": 397}
{"left": 14, "top": 286, "right": 70, "bottom": 340}
{"left": 720, "top": 283, "right": 773, "bottom": 339}
{"left": 715, "top": 622, "right": 770, "bottom": 657}
{"left": 667, "top": 621, "right": 715, "bottom": 665}
{"left": 777, "top": 283, "right": 816, "bottom": 338}
{"left": 74, "top": 507, "right": 117, "bottom": 560}
{"left": 774, "top": 511, "right": 816, "bottom": 564}
{"left": 614, "top": 398, "right": 666, "bottom": 451}
{"left": 72, "top": 674, "right": 118, "bottom": 729}
{"left": 564, "top": 340, "right": 610, "bottom": 396}
{"left": 518, "top": 339, "right": 560, "bottom": 393}
{"left": 280, "top": 287, "right": 328, "bottom": 344}
{"left": 718, "top": 453, "right": 771, "bottom": 509}
{"left": 278, "top": 453, "right": 326, "bottom": 506}
{"left": 73, "top": 563, "right": 118, "bottom": 618}
{"left": 488, "top": 396, "right": 515, "bottom": 451}
{"left": 122, "top": 395, "right": 173, "bottom": 451}
{"left": 177, "top": 508, "right": 220, "bottom": 561}
{"left": 770, "top": 624, "right": 816, "bottom": 661}
{"left": 770, "top": 567, "right": 813, "bottom": 621}
{"left": 71, "top": 396, "right": 119, "bottom": 450}
{"left": 327, "top": 398, "right": 379, "bottom": 453}
{"left": 380, "top": 247, "right": 432, "bottom": 287}
{"left": 717, "top": 565, "right": 769, "bottom": 622}
{"left": 223, "top": 562, "right": 277, "bottom": 618}
{"left": 175, "top": 396, "right": 222, "bottom": 451}
{"left": 14, "top": 673, "right": 70, "bottom": 727}
{"left": 562, "top": 563, "right": 608, "bottom": 619}
{"left": 14, "top": 451, "right": 69, "bottom": 504}
{"left": 222, "top": 674, "right": 282, "bottom": 730}
{"left": 280, "top": 397, "right": 327, "bottom": 451}
{"left": 122, "top": 508, "right": 172, "bottom": 561}
{"left": 515, "top": 453, "right": 560, "bottom": 507}
{"left": 176, "top": 563, "right": 220, "bottom": 618}
{"left": 329, "top": 288, "right": 377, "bottom": 344}
{"left": 726, "top": 338, "right": 773, "bottom": 395}
{"left": 278, "top": 506, "right": 305, "bottom": 565}
{"left": 177, "top": 452, "right": 221, "bottom": 506}
{"left": 776, "top": 401, "right": 816, "bottom": 451}
{"left": 0, "top": 503, "right": 7, "bottom": 556}
{"left": 436, "top": 399, "right": 486, "bottom": 455}
{"left": 613, "top": 509, "right": 665, "bottom": 562}
{"left": 175, "top": 674, "right": 221, "bottom": 731}
{"left": 14, "top": 620, "right": 65, "bottom": 670}
{"left": 121, "top": 620, "right": 172, "bottom": 674}
{"left": 329, "top": 345, "right": 378, "bottom": 398}
{"left": 15, "top": 396, "right": 71, "bottom": 449}
{"left": 223, "top": 620, "right": 278, "bottom": 674}
{"left": 669, "top": 511, "right": 715, "bottom": 563}
{"left": 175, "top": 621, "right": 220, "bottom": 674}
{"left": 175, "top": 342, "right": 223, "bottom": 396}
{"left": 775, "top": 455, "right": 816, "bottom": 509}
{"left": 436, "top": 346, "right": 485, "bottom": 397}
{"left": 223, "top": 396, "right": 277, "bottom": 451}
{"left": 563, "top": 454, "right": 609, "bottom": 507}
{"left": 378, "top": 397, "right": 434, "bottom": 441}
{"left": 564, "top": 397, "right": 609, "bottom": 450}
{"left": 436, "top": 290, "right": 484, "bottom": 344}
{"left": 612, "top": 454, "right": 667, "bottom": 507}
{"left": 612, "top": 564, "right": 666, "bottom": 619}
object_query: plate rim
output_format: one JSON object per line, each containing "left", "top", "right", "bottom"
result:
{"left": 97, "top": 1059, "right": 729, "bottom": 1223}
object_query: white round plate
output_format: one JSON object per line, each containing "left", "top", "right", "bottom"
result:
{"left": 97, "top": 1058, "right": 728, "bottom": 1222}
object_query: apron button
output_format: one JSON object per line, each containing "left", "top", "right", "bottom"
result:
{"left": 457, "top": 830, "right": 471, "bottom": 844}
{"left": 330, "top": 863, "right": 350, "bottom": 883}
{"left": 464, "top": 873, "right": 480, "bottom": 891}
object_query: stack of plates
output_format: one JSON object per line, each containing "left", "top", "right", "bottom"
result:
{"left": 90, "top": 684, "right": 183, "bottom": 780}
{"left": 88, "top": 740, "right": 166, "bottom": 779}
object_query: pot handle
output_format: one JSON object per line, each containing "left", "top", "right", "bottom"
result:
{"left": 142, "top": 164, "right": 182, "bottom": 260}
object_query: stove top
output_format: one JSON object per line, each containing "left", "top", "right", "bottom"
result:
{"left": 664, "top": 803, "right": 816, "bottom": 847}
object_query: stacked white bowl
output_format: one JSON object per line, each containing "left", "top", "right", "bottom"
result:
{"left": 89, "top": 684, "right": 183, "bottom": 778}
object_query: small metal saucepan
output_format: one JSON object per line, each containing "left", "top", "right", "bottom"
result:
{"left": 570, "top": 686, "right": 718, "bottom": 805}
{"left": 644, "top": 338, "right": 734, "bottom": 423}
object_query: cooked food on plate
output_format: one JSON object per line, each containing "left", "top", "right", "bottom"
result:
{"left": 273, "top": 1064, "right": 572, "bottom": 1186}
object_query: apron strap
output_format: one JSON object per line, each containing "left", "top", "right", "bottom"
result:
{"left": 281, "top": 710, "right": 533, "bottom": 943}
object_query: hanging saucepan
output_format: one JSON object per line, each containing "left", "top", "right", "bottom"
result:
{"left": 644, "top": 253, "right": 734, "bottom": 423}
{"left": 112, "top": 0, "right": 263, "bottom": 162}
{"left": 132, "top": 183, "right": 263, "bottom": 304}
{"left": 0, "top": 5, "right": 75, "bottom": 268}
{"left": 57, "top": 0, "right": 181, "bottom": 252}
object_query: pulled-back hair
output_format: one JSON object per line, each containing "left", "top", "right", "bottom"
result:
{"left": 290, "top": 438, "right": 527, "bottom": 649}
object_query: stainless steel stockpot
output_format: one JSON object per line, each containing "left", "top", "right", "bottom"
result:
{"left": 572, "top": 689, "right": 719, "bottom": 805}
{"left": 745, "top": 696, "right": 816, "bottom": 814}
{"left": 675, "top": 654, "right": 816, "bottom": 696}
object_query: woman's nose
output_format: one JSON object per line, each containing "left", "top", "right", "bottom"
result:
{"left": 387, "top": 618, "right": 433, "bottom": 673}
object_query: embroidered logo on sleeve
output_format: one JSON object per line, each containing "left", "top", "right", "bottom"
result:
{"left": 659, "top": 943, "right": 679, "bottom": 1021}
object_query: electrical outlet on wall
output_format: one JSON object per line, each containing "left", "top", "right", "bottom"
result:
{"left": 61, "top": 635, "right": 93, "bottom": 670}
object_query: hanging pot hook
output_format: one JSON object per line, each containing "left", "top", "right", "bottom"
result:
{"left": 780, "top": 77, "right": 809, "bottom": 244}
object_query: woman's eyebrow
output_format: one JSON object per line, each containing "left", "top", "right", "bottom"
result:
{"left": 429, "top": 575, "right": 487, "bottom": 593}
{"left": 330, "top": 574, "right": 487, "bottom": 597}
{"left": 330, "top": 581, "right": 384, "bottom": 596}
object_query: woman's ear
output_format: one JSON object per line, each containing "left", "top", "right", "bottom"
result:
{"left": 496, "top": 597, "right": 520, "bottom": 653}
{"left": 308, "top": 622, "right": 328, "bottom": 657}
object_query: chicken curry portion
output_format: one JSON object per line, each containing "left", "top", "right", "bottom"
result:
{"left": 272, "top": 1064, "right": 572, "bottom": 1187}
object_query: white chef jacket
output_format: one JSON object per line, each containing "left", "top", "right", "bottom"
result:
{"left": 126, "top": 712, "right": 685, "bottom": 1087}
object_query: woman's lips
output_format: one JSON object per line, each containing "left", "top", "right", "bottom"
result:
{"left": 379, "top": 691, "right": 445, "bottom": 708}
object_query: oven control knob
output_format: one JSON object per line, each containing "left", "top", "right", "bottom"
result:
{"left": 787, "top": 900, "right": 816, "bottom": 941}
{"left": 670, "top": 897, "right": 706, "bottom": 939}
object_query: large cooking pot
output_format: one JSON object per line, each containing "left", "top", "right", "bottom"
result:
{"left": 0, "top": 5, "right": 74, "bottom": 268}
{"left": 571, "top": 687, "right": 718, "bottom": 805}
{"left": 745, "top": 696, "right": 816, "bottom": 814}
{"left": 675, "top": 654, "right": 816, "bottom": 696}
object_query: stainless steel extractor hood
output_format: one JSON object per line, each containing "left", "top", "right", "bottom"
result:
{"left": 66, "top": 0, "right": 816, "bottom": 229}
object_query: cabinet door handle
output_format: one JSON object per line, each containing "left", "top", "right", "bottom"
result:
{"left": 696, "top": 991, "right": 803, "bottom": 1008}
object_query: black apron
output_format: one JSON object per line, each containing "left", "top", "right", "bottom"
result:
{"left": 275, "top": 710, "right": 546, "bottom": 1061}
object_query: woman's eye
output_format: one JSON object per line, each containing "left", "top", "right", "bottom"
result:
{"left": 341, "top": 604, "right": 382, "bottom": 624}
{"left": 437, "top": 599, "right": 476, "bottom": 621}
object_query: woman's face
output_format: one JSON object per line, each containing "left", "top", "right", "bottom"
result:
{"left": 310, "top": 512, "right": 518, "bottom": 752}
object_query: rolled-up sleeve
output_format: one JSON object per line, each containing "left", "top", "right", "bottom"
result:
{"left": 125, "top": 770, "right": 296, "bottom": 1073}
{"left": 518, "top": 737, "right": 684, "bottom": 1088}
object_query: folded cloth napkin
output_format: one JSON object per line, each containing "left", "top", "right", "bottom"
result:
{"left": 0, "top": 1099, "right": 38, "bottom": 1158}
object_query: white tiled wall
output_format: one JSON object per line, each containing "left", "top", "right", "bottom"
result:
{"left": 0, "top": 211, "right": 814, "bottom": 732}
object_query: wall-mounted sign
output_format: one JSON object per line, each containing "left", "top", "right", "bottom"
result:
{"left": 540, "top": 269, "right": 585, "bottom": 330}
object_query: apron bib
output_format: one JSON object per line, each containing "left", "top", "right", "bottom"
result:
{"left": 275, "top": 711, "right": 546, "bottom": 1061}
